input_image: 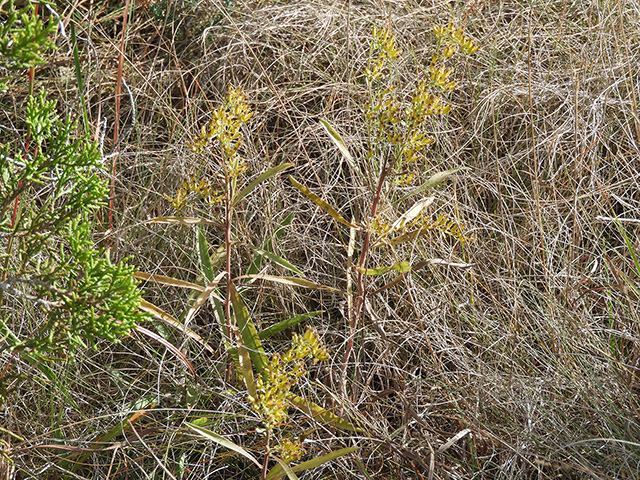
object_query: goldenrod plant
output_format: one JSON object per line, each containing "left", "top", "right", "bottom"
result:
{"left": 144, "top": 86, "right": 358, "bottom": 478}
{"left": 291, "top": 25, "right": 476, "bottom": 388}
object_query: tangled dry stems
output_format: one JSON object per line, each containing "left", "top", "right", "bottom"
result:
{"left": 3, "top": 0, "right": 640, "bottom": 478}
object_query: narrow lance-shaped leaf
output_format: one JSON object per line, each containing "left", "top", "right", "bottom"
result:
{"left": 134, "top": 272, "right": 205, "bottom": 292}
{"left": 394, "top": 167, "right": 470, "bottom": 204}
{"left": 289, "top": 176, "right": 359, "bottom": 229}
{"left": 272, "top": 458, "right": 300, "bottom": 480}
{"left": 234, "top": 328, "right": 258, "bottom": 401}
{"left": 186, "top": 423, "right": 261, "bottom": 467}
{"left": 259, "top": 311, "right": 323, "bottom": 340}
{"left": 248, "top": 245, "right": 303, "bottom": 276}
{"left": 358, "top": 261, "right": 411, "bottom": 276}
{"left": 139, "top": 299, "right": 216, "bottom": 355}
{"left": 390, "top": 197, "right": 435, "bottom": 231}
{"left": 319, "top": 119, "right": 356, "bottom": 169}
{"left": 237, "top": 274, "right": 346, "bottom": 295}
{"left": 247, "top": 212, "right": 294, "bottom": 276}
{"left": 290, "top": 395, "right": 360, "bottom": 432}
{"left": 134, "top": 326, "right": 196, "bottom": 378}
{"left": 383, "top": 226, "right": 427, "bottom": 246}
{"left": 67, "top": 399, "right": 155, "bottom": 472}
{"left": 229, "top": 283, "right": 268, "bottom": 376}
{"left": 232, "top": 163, "right": 294, "bottom": 206}
{"left": 184, "top": 271, "right": 226, "bottom": 327}
{"left": 266, "top": 447, "right": 359, "bottom": 480}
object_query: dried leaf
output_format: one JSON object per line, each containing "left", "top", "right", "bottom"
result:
{"left": 134, "top": 272, "right": 205, "bottom": 292}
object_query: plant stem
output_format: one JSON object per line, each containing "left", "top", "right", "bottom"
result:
{"left": 261, "top": 428, "right": 271, "bottom": 480}
{"left": 341, "top": 156, "right": 391, "bottom": 392}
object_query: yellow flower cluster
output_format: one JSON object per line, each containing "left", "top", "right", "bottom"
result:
{"left": 364, "top": 24, "right": 477, "bottom": 171}
{"left": 368, "top": 215, "right": 393, "bottom": 235}
{"left": 191, "top": 86, "right": 253, "bottom": 155}
{"left": 432, "top": 23, "right": 478, "bottom": 56}
{"left": 391, "top": 171, "right": 417, "bottom": 187}
{"left": 285, "top": 327, "right": 329, "bottom": 364}
{"left": 429, "top": 23, "right": 477, "bottom": 92}
{"left": 371, "top": 209, "right": 471, "bottom": 247}
{"left": 391, "top": 213, "right": 471, "bottom": 246}
{"left": 415, "top": 213, "right": 469, "bottom": 244}
{"left": 190, "top": 86, "right": 254, "bottom": 181}
{"left": 365, "top": 26, "right": 400, "bottom": 81}
{"left": 166, "top": 176, "right": 223, "bottom": 211}
{"left": 250, "top": 327, "right": 328, "bottom": 429}
{"left": 274, "top": 437, "right": 306, "bottom": 463}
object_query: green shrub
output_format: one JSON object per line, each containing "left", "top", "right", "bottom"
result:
{"left": 0, "top": 1, "right": 146, "bottom": 398}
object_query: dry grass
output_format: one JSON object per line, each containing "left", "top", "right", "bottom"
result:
{"left": 2, "top": 0, "right": 640, "bottom": 478}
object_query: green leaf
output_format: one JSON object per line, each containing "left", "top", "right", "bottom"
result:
{"left": 236, "top": 334, "right": 258, "bottom": 401}
{"left": 229, "top": 283, "right": 268, "bottom": 375}
{"left": 259, "top": 311, "right": 323, "bottom": 340}
{"left": 248, "top": 245, "right": 303, "bottom": 276}
{"left": 266, "top": 447, "right": 359, "bottom": 480}
{"left": 319, "top": 119, "right": 355, "bottom": 167}
{"left": 185, "top": 423, "right": 261, "bottom": 467}
{"left": 232, "top": 163, "right": 294, "bottom": 206}
{"left": 188, "top": 417, "right": 211, "bottom": 427}
{"left": 247, "top": 213, "right": 294, "bottom": 276}
{"left": 290, "top": 395, "right": 360, "bottom": 432}
{"left": 394, "top": 167, "right": 470, "bottom": 204}
{"left": 238, "top": 274, "right": 346, "bottom": 295}
{"left": 289, "top": 176, "right": 359, "bottom": 229}
{"left": 211, "top": 296, "right": 230, "bottom": 346}
{"left": 358, "top": 261, "right": 411, "bottom": 276}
